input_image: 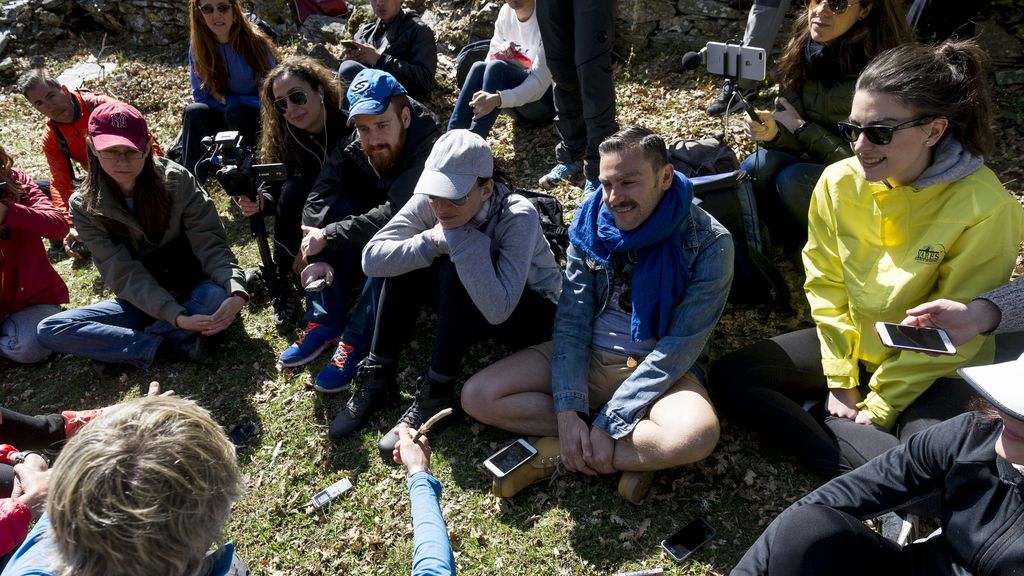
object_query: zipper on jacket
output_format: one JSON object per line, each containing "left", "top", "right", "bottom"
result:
{"left": 975, "top": 501, "right": 1024, "bottom": 574}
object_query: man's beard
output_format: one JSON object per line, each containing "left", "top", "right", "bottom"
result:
{"left": 365, "top": 131, "right": 407, "bottom": 174}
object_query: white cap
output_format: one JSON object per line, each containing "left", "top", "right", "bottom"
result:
{"left": 959, "top": 352, "right": 1024, "bottom": 420}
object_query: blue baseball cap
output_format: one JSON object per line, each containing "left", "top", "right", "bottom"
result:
{"left": 347, "top": 69, "right": 408, "bottom": 123}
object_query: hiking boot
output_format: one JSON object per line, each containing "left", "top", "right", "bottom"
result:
{"left": 617, "top": 470, "right": 654, "bottom": 504}
{"left": 328, "top": 361, "right": 398, "bottom": 441}
{"left": 278, "top": 322, "right": 342, "bottom": 367}
{"left": 273, "top": 291, "right": 303, "bottom": 334}
{"left": 244, "top": 267, "right": 262, "bottom": 293}
{"left": 538, "top": 161, "right": 583, "bottom": 189}
{"left": 492, "top": 436, "right": 561, "bottom": 498}
{"left": 180, "top": 335, "right": 216, "bottom": 365}
{"left": 377, "top": 375, "right": 459, "bottom": 460}
{"left": 706, "top": 79, "right": 758, "bottom": 117}
{"left": 314, "top": 341, "right": 367, "bottom": 394}
{"left": 583, "top": 177, "right": 601, "bottom": 196}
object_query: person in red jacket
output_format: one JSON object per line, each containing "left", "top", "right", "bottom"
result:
{"left": 14, "top": 69, "right": 163, "bottom": 259}
{"left": 0, "top": 144, "right": 70, "bottom": 364}
{"left": 0, "top": 449, "right": 47, "bottom": 569}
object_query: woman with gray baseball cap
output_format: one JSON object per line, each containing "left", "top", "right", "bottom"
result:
{"left": 732, "top": 351, "right": 1024, "bottom": 575}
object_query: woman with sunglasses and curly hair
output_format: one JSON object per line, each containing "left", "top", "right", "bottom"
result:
{"left": 181, "top": 0, "right": 278, "bottom": 177}
{"left": 712, "top": 41, "right": 1024, "bottom": 493}
{"left": 0, "top": 145, "right": 69, "bottom": 365}
{"left": 36, "top": 103, "right": 249, "bottom": 370}
{"left": 740, "top": 0, "right": 910, "bottom": 251}
{"left": 238, "top": 55, "right": 351, "bottom": 332}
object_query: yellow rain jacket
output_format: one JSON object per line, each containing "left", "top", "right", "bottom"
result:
{"left": 803, "top": 151, "right": 1024, "bottom": 429}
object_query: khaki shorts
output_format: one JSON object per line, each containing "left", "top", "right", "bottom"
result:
{"left": 529, "top": 341, "right": 702, "bottom": 413}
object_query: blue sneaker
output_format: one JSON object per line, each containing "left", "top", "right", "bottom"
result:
{"left": 278, "top": 322, "right": 343, "bottom": 367}
{"left": 538, "top": 161, "right": 583, "bottom": 189}
{"left": 583, "top": 178, "right": 601, "bottom": 196}
{"left": 314, "top": 341, "right": 367, "bottom": 393}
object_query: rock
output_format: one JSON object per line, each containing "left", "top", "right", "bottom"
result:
{"left": 295, "top": 41, "right": 340, "bottom": 72}
{"left": 676, "top": 0, "right": 744, "bottom": 20}
{"left": 618, "top": 0, "right": 675, "bottom": 24}
{"left": 301, "top": 14, "right": 349, "bottom": 43}
{"left": 469, "top": 1, "right": 498, "bottom": 41}
{"left": 0, "top": 28, "right": 9, "bottom": 54}
{"left": 0, "top": 55, "right": 20, "bottom": 76}
{"left": 995, "top": 69, "right": 1024, "bottom": 86}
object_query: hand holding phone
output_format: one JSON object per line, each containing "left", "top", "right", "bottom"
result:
{"left": 662, "top": 517, "right": 715, "bottom": 562}
{"left": 875, "top": 322, "right": 957, "bottom": 355}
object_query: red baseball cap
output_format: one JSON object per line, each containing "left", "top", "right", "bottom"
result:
{"left": 88, "top": 102, "right": 149, "bottom": 152}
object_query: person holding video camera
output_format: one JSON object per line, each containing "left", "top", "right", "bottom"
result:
{"left": 338, "top": 130, "right": 561, "bottom": 454}
{"left": 36, "top": 102, "right": 249, "bottom": 370}
{"left": 740, "top": 0, "right": 909, "bottom": 250}
{"left": 711, "top": 41, "right": 1024, "bottom": 487}
{"left": 239, "top": 55, "right": 353, "bottom": 332}
{"left": 0, "top": 145, "right": 68, "bottom": 365}
{"left": 282, "top": 69, "right": 440, "bottom": 393}
{"left": 181, "top": 0, "right": 278, "bottom": 178}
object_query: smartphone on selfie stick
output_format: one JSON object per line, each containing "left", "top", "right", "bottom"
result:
{"left": 705, "top": 42, "right": 766, "bottom": 124}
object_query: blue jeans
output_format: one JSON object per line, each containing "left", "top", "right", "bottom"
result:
{"left": 745, "top": 150, "right": 823, "bottom": 230}
{"left": 36, "top": 281, "right": 226, "bottom": 369}
{"left": 0, "top": 304, "right": 62, "bottom": 364}
{"left": 304, "top": 194, "right": 364, "bottom": 331}
{"left": 447, "top": 59, "right": 555, "bottom": 139}
{"left": 339, "top": 277, "right": 381, "bottom": 352}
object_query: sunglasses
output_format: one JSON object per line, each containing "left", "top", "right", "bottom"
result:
{"left": 199, "top": 3, "right": 231, "bottom": 15}
{"left": 273, "top": 90, "right": 309, "bottom": 114}
{"left": 96, "top": 149, "right": 145, "bottom": 161}
{"left": 836, "top": 117, "right": 934, "bottom": 146}
{"left": 808, "top": 0, "right": 861, "bottom": 15}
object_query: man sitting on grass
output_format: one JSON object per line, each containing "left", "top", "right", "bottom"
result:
{"left": 461, "top": 126, "right": 733, "bottom": 503}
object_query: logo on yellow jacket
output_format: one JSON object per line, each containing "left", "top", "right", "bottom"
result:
{"left": 915, "top": 243, "right": 946, "bottom": 264}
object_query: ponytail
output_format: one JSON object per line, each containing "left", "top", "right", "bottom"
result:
{"left": 856, "top": 39, "right": 993, "bottom": 156}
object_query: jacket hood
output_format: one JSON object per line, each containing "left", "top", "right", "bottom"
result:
{"left": 911, "top": 137, "right": 983, "bottom": 189}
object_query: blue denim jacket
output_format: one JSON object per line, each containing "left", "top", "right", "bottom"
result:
{"left": 551, "top": 203, "right": 733, "bottom": 438}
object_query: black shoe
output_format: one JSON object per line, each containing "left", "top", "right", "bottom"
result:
{"left": 706, "top": 79, "right": 757, "bottom": 116}
{"left": 181, "top": 335, "right": 217, "bottom": 365}
{"left": 273, "top": 292, "right": 303, "bottom": 334}
{"left": 244, "top": 267, "right": 262, "bottom": 293}
{"left": 328, "top": 361, "right": 398, "bottom": 441}
{"left": 377, "top": 375, "right": 459, "bottom": 461}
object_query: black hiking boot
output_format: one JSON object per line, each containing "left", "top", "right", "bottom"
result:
{"left": 377, "top": 374, "right": 459, "bottom": 461}
{"left": 328, "top": 360, "right": 398, "bottom": 441}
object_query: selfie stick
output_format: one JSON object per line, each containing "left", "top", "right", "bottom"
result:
{"left": 413, "top": 408, "right": 454, "bottom": 442}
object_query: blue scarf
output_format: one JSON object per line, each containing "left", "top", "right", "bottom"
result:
{"left": 569, "top": 171, "right": 693, "bottom": 341}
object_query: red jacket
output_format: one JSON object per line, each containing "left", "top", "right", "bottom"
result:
{"left": 40, "top": 89, "right": 163, "bottom": 224}
{"left": 0, "top": 168, "right": 70, "bottom": 317}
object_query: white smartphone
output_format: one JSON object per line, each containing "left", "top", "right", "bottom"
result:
{"left": 705, "top": 42, "right": 766, "bottom": 82}
{"left": 875, "top": 322, "right": 957, "bottom": 355}
{"left": 483, "top": 438, "right": 538, "bottom": 478}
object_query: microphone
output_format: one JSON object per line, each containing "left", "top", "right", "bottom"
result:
{"left": 680, "top": 47, "right": 707, "bottom": 71}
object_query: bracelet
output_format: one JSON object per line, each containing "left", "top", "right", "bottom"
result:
{"left": 406, "top": 465, "right": 430, "bottom": 479}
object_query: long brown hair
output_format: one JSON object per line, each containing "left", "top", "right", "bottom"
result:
{"left": 774, "top": 0, "right": 911, "bottom": 92}
{"left": 856, "top": 40, "right": 994, "bottom": 157}
{"left": 188, "top": 0, "right": 278, "bottom": 102}
{"left": 0, "top": 145, "right": 23, "bottom": 203}
{"left": 258, "top": 55, "right": 343, "bottom": 167}
{"left": 81, "top": 150, "right": 173, "bottom": 243}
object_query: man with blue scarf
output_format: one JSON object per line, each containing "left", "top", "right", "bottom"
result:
{"left": 461, "top": 126, "right": 734, "bottom": 503}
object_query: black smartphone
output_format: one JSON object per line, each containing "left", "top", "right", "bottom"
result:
{"left": 661, "top": 517, "right": 715, "bottom": 562}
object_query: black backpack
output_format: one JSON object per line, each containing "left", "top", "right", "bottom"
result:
{"left": 668, "top": 136, "right": 791, "bottom": 308}
{"left": 513, "top": 189, "right": 569, "bottom": 265}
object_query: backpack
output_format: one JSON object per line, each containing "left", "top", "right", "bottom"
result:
{"left": 491, "top": 188, "right": 568, "bottom": 266}
{"left": 668, "top": 136, "right": 791, "bottom": 308}
{"left": 455, "top": 40, "right": 491, "bottom": 90}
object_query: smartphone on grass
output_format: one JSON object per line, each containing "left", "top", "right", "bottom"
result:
{"left": 875, "top": 322, "right": 956, "bottom": 355}
{"left": 483, "top": 438, "right": 538, "bottom": 478}
{"left": 661, "top": 517, "right": 715, "bottom": 562}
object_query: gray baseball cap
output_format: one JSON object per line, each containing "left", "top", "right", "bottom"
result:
{"left": 414, "top": 130, "right": 494, "bottom": 200}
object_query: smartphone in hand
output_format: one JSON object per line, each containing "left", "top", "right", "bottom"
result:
{"left": 875, "top": 322, "right": 956, "bottom": 355}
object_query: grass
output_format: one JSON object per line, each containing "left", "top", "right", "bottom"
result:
{"left": 3, "top": 21, "right": 1023, "bottom": 576}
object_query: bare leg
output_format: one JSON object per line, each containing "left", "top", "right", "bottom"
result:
{"left": 612, "top": 373, "right": 720, "bottom": 472}
{"left": 461, "top": 347, "right": 559, "bottom": 437}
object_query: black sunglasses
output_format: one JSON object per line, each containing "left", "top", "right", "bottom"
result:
{"left": 199, "top": 2, "right": 231, "bottom": 14}
{"left": 836, "top": 117, "right": 934, "bottom": 146}
{"left": 808, "top": 0, "right": 861, "bottom": 15}
{"left": 273, "top": 90, "right": 308, "bottom": 114}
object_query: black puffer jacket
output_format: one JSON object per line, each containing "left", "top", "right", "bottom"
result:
{"left": 353, "top": 8, "right": 437, "bottom": 100}
{"left": 733, "top": 412, "right": 1024, "bottom": 576}
{"left": 301, "top": 98, "right": 440, "bottom": 259}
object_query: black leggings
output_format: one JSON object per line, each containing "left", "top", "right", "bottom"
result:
{"left": 756, "top": 504, "right": 909, "bottom": 576}
{"left": 0, "top": 408, "right": 66, "bottom": 497}
{"left": 371, "top": 256, "right": 556, "bottom": 378}
{"left": 710, "top": 328, "right": 977, "bottom": 480}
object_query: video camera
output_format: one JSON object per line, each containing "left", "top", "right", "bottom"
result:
{"left": 199, "top": 131, "right": 286, "bottom": 198}
{"left": 197, "top": 131, "right": 289, "bottom": 309}
{"left": 681, "top": 41, "right": 767, "bottom": 124}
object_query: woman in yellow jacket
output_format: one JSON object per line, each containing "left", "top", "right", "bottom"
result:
{"left": 710, "top": 40, "right": 1024, "bottom": 481}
